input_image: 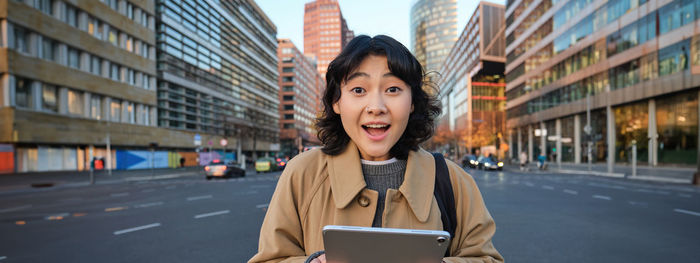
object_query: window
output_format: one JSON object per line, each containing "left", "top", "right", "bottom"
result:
{"left": 142, "top": 75, "right": 150, "bottom": 89}
{"left": 110, "top": 100, "right": 121, "bottom": 121}
{"left": 41, "top": 37, "right": 57, "bottom": 62}
{"left": 283, "top": 105, "right": 294, "bottom": 110}
{"left": 127, "top": 102, "right": 135, "bottom": 123}
{"left": 283, "top": 86, "right": 294, "bottom": 92}
{"left": 68, "top": 48, "right": 80, "bottom": 69}
{"left": 91, "top": 56, "right": 102, "bottom": 75}
{"left": 15, "top": 77, "right": 32, "bottom": 108}
{"left": 128, "top": 69, "right": 135, "bottom": 85}
{"left": 283, "top": 95, "right": 294, "bottom": 101}
{"left": 63, "top": 4, "right": 77, "bottom": 27}
{"left": 12, "top": 26, "right": 29, "bottom": 53}
{"left": 88, "top": 17, "right": 103, "bottom": 39}
{"left": 284, "top": 114, "right": 294, "bottom": 120}
{"left": 108, "top": 28, "right": 118, "bottom": 45}
{"left": 283, "top": 76, "right": 294, "bottom": 82}
{"left": 127, "top": 3, "right": 134, "bottom": 20}
{"left": 126, "top": 36, "right": 133, "bottom": 52}
{"left": 282, "top": 67, "right": 294, "bottom": 72}
{"left": 110, "top": 63, "right": 120, "bottom": 81}
{"left": 141, "top": 12, "right": 148, "bottom": 27}
{"left": 90, "top": 95, "right": 101, "bottom": 120}
{"left": 42, "top": 84, "right": 58, "bottom": 113}
{"left": 35, "top": 0, "right": 53, "bottom": 15}
{"left": 67, "top": 89, "right": 84, "bottom": 116}
{"left": 283, "top": 123, "right": 295, "bottom": 129}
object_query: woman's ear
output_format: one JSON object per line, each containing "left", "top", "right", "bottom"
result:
{"left": 333, "top": 102, "right": 340, "bottom": 114}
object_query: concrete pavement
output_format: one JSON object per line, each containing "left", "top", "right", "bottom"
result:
{"left": 507, "top": 162, "right": 697, "bottom": 184}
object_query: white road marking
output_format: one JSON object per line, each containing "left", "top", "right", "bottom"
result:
{"left": 194, "top": 210, "right": 230, "bottom": 219}
{"left": 0, "top": 205, "right": 32, "bottom": 213}
{"left": 165, "top": 186, "right": 177, "bottom": 190}
{"left": 524, "top": 182, "right": 535, "bottom": 187}
{"left": 141, "top": 189, "right": 155, "bottom": 193}
{"left": 0, "top": 256, "right": 6, "bottom": 260}
{"left": 113, "top": 223, "right": 161, "bottom": 235}
{"left": 187, "top": 195, "right": 212, "bottom": 201}
{"left": 593, "top": 195, "right": 612, "bottom": 200}
{"left": 256, "top": 203, "right": 269, "bottom": 209}
{"left": 628, "top": 201, "right": 648, "bottom": 207}
{"left": 110, "top": 192, "right": 130, "bottom": 197}
{"left": 542, "top": 185, "right": 555, "bottom": 190}
{"left": 679, "top": 194, "right": 692, "bottom": 198}
{"left": 563, "top": 189, "right": 578, "bottom": 195}
{"left": 674, "top": 209, "right": 700, "bottom": 217}
{"left": 134, "top": 202, "right": 164, "bottom": 208}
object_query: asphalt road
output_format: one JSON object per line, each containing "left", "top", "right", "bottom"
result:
{"left": 1, "top": 167, "right": 699, "bottom": 262}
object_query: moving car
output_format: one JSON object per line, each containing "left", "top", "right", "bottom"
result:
{"left": 204, "top": 160, "right": 245, "bottom": 180}
{"left": 477, "top": 156, "right": 503, "bottom": 171}
{"left": 462, "top": 155, "right": 479, "bottom": 169}
{"left": 275, "top": 157, "right": 288, "bottom": 170}
{"left": 255, "top": 157, "right": 278, "bottom": 173}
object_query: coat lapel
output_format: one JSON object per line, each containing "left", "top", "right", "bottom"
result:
{"left": 328, "top": 141, "right": 367, "bottom": 209}
{"left": 399, "top": 148, "right": 435, "bottom": 222}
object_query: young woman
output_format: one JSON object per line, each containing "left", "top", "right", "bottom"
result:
{"left": 249, "top": 35, "right": 503, "bottom": 263}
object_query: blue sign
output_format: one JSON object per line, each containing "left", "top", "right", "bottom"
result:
{"left": 194, "top": 134, "right": 201, "bottom": 146}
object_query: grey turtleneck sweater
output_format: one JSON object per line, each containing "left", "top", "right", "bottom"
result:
{"left": 360, "top": 159, "right": 407, "bottom": 227}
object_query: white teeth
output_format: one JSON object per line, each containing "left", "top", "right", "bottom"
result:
{"left": 365, "top": 124, "right": 388, "bottom": 128}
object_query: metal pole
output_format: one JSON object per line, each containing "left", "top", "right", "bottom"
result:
{"left": 587, "top": 94, "right": 592, "bottom": 172}
{"left": 631, "top": 140, "right": 637, "bottom": 178}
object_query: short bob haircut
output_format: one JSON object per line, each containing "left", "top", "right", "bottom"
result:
{"left": 316, "top": 35, "right": 442, "bottom": 160}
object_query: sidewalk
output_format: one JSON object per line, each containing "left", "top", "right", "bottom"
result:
{"left": 0, "top": 166, "right": 207, "bottom": 195}
{"left": 509, "top": 162, "right": 696, "bottom": 184}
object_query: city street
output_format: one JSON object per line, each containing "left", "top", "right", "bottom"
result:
{"left": 1, "top": 167, "right": 699, "bottom": 262}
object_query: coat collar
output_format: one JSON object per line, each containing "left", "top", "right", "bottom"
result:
{"left": 328, "top": 141, "right": 436, "bottom": 222}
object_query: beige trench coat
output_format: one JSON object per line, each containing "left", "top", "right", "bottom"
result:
{"left": 248, "top": 141, "right": 503, "bottom": 263}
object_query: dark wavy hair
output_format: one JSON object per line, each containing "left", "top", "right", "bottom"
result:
{"left": 316, "top": 35, "right": 442, "bottom": 159}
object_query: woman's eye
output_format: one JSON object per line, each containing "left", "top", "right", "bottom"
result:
{"left": 350, "top": 87, "right": 365, "bottom": 94}
{"left": 387, "top": 87, "right": 401, "bottom": 93}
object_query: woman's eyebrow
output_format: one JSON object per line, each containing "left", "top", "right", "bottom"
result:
{"left": 345, "top": 72, "right": 369, "bottom": 82}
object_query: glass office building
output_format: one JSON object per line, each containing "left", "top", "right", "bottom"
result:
{"left": 410, "top": 0, "right": 459, "bottom": 73}
{"left": 437, "top": 1, "right": 506, "bottom": 158}
{"left": 156, "top": 0, "right": 280, "bottom": 160}
{"left": 505, "top": 0, "right": 699, "bottom": 167}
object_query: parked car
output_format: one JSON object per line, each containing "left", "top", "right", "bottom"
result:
{"left": 462, "top": 154, "right": 479, "bottom": 169}
{"left": 477, "top": 156, "right": 503, "bottom": 171}
{"left": 204, "top": 160, "right": 245, "bottom": 180}
{"left": 255, "top": 157, "right": 278, "bottom": 173}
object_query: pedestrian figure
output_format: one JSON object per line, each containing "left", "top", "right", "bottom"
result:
{"left": 249, "top": 35, "right": 502, "bottom": 263}
{"left": 519, "top": 151, "right": 528, "bottom": 171}
{"left": 179, "top": 157, "right": 185, "bottom": 168}
{"left": 537, "top": 153, "right": 547, "bottom": 170}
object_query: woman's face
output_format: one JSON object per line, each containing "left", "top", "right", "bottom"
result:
{"left": 333, "top": 55, "right": 413, "bottom": 161}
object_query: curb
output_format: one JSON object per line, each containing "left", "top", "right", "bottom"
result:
{"left": 550, "top": 169, "right": 691, "bottom": 184}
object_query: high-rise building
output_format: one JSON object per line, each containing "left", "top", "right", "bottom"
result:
{"left": 303, "top": 0, "right": 354, "bottom": 77}
{"left": 410, "top": 0, "right": 458, "bottom": 73}
{"left": 277, "top": 39, "right": 324, "bottom": 158}
{"left": 437, "top": 1, "right": 506, "bottom": 158}
{"left": 505, "top": 0, "right": 700, "bottom": 169}
{"left": 156, "top": 0, "right": 280, "bottom": 161}
{"left": 0, "top": 0, "right": 162, "bottom": 173}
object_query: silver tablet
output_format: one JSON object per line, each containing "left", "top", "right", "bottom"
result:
{"left": 322, "top": 225, "right": 451, "bottom": 263}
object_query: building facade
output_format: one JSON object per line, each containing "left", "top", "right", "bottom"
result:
{"left": 156, "top": 0, "right": 280, "bottom": 161}
{"left": 0, "top": 0, "right": 166, "bottom": 173}
{"left": 277, "top": 39, "right": 323, "bottom": 158}
{"left": 437, "top": 1, "right": 506, "bottom": 159}
{"left": 303, "top": 0, "right": 354, "bottom": 77}
{"left": 505, "top": 0, "right": 699, "bottom": 169}
{"left": 410, "top": 0, "right": 459, "bottom": 73}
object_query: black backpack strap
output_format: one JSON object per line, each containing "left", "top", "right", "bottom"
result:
{"left": 431, "top": 153, "right": 457, "bottom": 257}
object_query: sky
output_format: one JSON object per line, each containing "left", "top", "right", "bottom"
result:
{"left": 256, "top": 0, "right": 506, "bottom": 53}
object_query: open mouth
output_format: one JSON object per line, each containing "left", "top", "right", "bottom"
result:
{"left": 362, "top": 124, "right": 390, "bottom": 140}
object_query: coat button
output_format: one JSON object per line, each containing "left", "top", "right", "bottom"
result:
{"left": 358, "top": 196, "right": 370, "bottom": 207}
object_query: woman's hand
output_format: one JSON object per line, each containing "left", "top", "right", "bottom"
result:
{"left": 308, "top": 254, "right": 326, "bottom": 263}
